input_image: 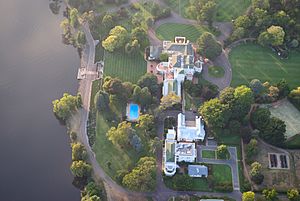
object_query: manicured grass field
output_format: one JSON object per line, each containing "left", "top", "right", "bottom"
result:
{"left": 285, "top": 134, "right": 300, "bottom": 148}
{"left": 155, "top": 23, "right": 210, "bottom": 42}
{"left": 163, "top": 175, "right": 211, "bottom": 191}
{"left": 104, "top": 50, "right": 146, "bottom": 83}
{"left": 202, "top": 150, "right": 216, "bottom": 159}
{"left": 215, "top": 0, "right": 251, "bottom": 21}
{"left": 229, "top": 43, "right": 300, "bottom": 89}
{"left": 212, "top": 164, "right": 232, "bottom": 184}
{"left": 208, "top": 66, "right": 225, "bottom": 78}
{"left": 93, "top": 114, "right": 142, "bottom": 182}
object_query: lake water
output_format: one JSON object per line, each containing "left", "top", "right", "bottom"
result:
{"left": 0, "top": 0, "right": 80, "bottom": 200}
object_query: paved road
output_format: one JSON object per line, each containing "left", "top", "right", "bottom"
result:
{"left": 197, "top": 145, "right": 241, "bottom": 191}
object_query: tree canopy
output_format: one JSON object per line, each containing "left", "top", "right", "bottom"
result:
{"left": 70, "top": 160, "right": 92, "bottom": 178}
{"left": 122, "top": 157, "right": 156, "bottom": 191}
{"left": 197, "top": 32, "right": 222, "bottom": 60}
{"left": 102, "top": 26, "right": 128, "bottom": 52}
{"left": 106, "top": 121, "right": 135, "bottom": 147}
{"left": 52, "top": 93, "right": 81, "bottom": 121}
{"left": 72, "top": 142, "right": 88, "bottom": 161}
{"left": 242, "top": 191, "right": 255, "bottom": 201}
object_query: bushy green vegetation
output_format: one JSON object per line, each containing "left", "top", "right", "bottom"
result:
{"left": 155, "top": 23, "right": 211, "bottom": 42}
{"left": 52, "top": 93, "right": 82, "bottom": 121}
{"left": 229, "top": 44, "right": 300, "bottom": 89}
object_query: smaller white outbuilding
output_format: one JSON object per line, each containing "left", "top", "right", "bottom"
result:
{"left": 188, "top": 165, "right": 208, "bottom": 178}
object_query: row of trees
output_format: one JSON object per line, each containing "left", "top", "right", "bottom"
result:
{"left": 229, "top": 0, "right": 300, "bottom": 48}
{"left": 249, "top": 78, "right": 290, "bottom": 103}
{"left": 68, "top": 132, "right": 105, "bottom": 201}
{"left": 289, "top": 87, "right": 300, "bottom": 111}
{"left": 243, "top": 188, "right": 300, "bottom": 201}
{"left": 52, "top": 93, "right": 82, "bottom": 122}
{"left": 60, "top": 8, "right": 86, "bottom": 49}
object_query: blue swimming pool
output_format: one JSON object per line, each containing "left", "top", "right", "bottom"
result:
{"left": 128, "top": 103, "right": 139, "bottom": 120}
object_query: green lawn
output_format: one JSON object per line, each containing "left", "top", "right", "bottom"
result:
{"left": 202, "top": 150, "right": 216, "bottom": 159}
{"left": 104, "top": 50, "right": 146, "bottom": 83}
{"left": 93, "top": 113, "right": 141, "bottom": 182}
{"left": 208, "top": 66, "right": 225, "bottom": 78}
{"left": 212, "top": 164, "right": 232, "bottom": 184}
{"left": 164, "top": 175, "right": 211, "bottom": 191}
{"left": 229, "top": 43, "right": 300, "bottom": 89}
{"left": 90, "top": 79, "right": 101, "bottom": 109}
{"left": 155, "top": 23, "right": 210, "bottom": 42}
{"left": 215, "top": 0, "right": 251, "bottom": 21}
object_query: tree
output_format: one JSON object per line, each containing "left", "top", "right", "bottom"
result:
{"left": 216, "top": 144, "right": 229, "bottom": 159}
{"left": 107, "top": 121, "right": 135, "bottom": 147}
{"left": 276, "top": 79, "right": 290, "bottom": 98}
{"left": 70, "top": 160, "right": 92, "bottom": 178}
{"left": 263, "top": 188, "right": 278, "bottom": 201}
{"left": 131, "top": 27, "right": 149, "bottom": 48}
{"left": 76, "top": 31, "right": 86, "bottom": 48}
{"left": 137, "top": 114, "right": 155, "bottom": 134}
{"left": 132, "top": 85, "right": 142, "bottom": 104}
{"left": 137, "top": 73, "right": 159, "bottom": 96}
{"left": 102, "top": 26, "right": 128, "bottom": 52}
{"left": 81, "top": 195, "right": 100, "bottom": 201}
{"left": 246, "top": 139, "right": 258, "bottom": 158}
{"left": 258, "top": 26, "right": 285, "bottom": 46}
{"left": 199, "top": 98, "right": 230, "bottom": 129}
{"left": 197, "top": 32, "right": 222, "bottom": 60}
{"left": 252, "top": 0, "right": 270, "bottom": 9}
{"left": 81, "top": 181, "right": 103, "bottom": 201}
{"left": 149, "top": 137, "right": 162, "bottom": 154}
{"left": 102, "top": 14, "right": 114, "bottom": 30}
{"left": 122, "top": 157, "right": 156, "bottom": 191}
{"left": 287, "top": 189, "right": 300, "bottom": 201}
{"left": 251, "top": 108, "right": 271, "bottom": 130}
{"left": 234, "top": 15, "right": 253, "bottom": 29}
{"left": 103, "top": 77, "right": 125, "bottom": 97}
{"left": 125, "top": 39, "right": 140, "bottom": 54}
{"left": 259, "top": 117, "right": 286, "bottom": 146}
{"left": 231, "top": 85, "right": 254, "bottom": 119}
{"left": 250, "top": 79, "right": 264, "bottom": 96}
{"left": 140, "top": 87, "right": 152, "bottom": 107}
{"left": 95, "top": 90, "right": 110, "bottom": 112}
{"left": 52, "top": 93, "right": 79, "bottom": 121}
{"left": 268, "top": 86, "right": 279, "bottom": 101}
{"left": 70, "top": 8, "right": 79, "bottom": 28}
{"left": 220, "top": 87, "right": 235, "bottom": 104}
{"left": 160, "top": 92, "right": 181, "bottom": 111}
{"left": 229, "top": 120, "right": 241, "bottom": 135}
{"left": 72, "top": 143, "right": 88, "bottom": 161}
{"left": 289, "top": 87, "right": 300, "bottom": 110}
{"left": 250, "top": 161, "right": 264, "bottom": 184}
{"left": 198, "top": 1, "right": 216, "bottom": 27}
{"left": 243, "top": 191, "right": 255, "bottom": 201}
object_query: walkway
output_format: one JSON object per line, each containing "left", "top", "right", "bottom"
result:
{"left": 197, "top": 145, "right": 241, "bottom": 191}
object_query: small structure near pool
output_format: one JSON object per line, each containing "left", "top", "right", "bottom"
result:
{"left": 126, "top": 103, "right": 140, "bottom": 122}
